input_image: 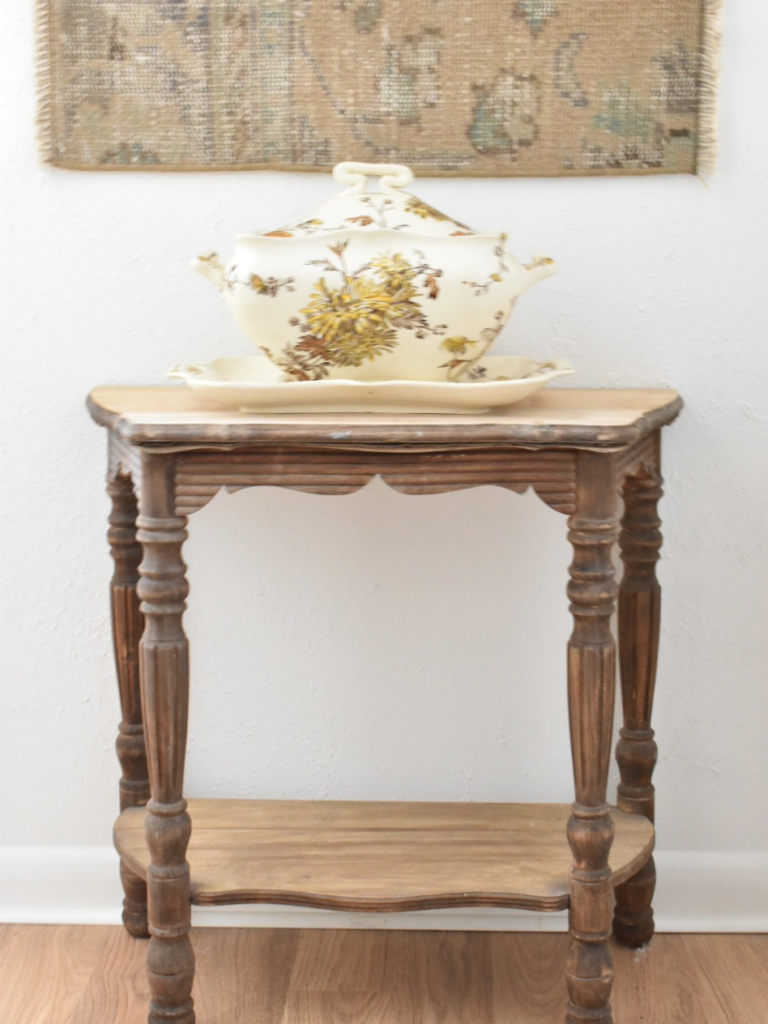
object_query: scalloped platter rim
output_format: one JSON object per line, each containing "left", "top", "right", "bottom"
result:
{"left": 168, "top": 355, "right": 574, "bottom": 414}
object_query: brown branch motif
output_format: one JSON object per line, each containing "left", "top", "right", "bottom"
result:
{"left": 437, "top": 309, "right": 509, "bottom": 381}
{"left": 463, "top": 235, "right": 510, "bottom": 295}
{"left": 223, "top": 265, "right": 295, "bottom": 296}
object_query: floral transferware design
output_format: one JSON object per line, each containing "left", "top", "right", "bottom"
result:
{"left": 404, "top": 196, "right": 450, "bottom": 222}
{"left": 192, "top": 161, "right": 558, "bottom": 383}
{"left": 463, "top": 236, "right": 512, "bottom": 296}
{"left": 40, "top": 1, "right": 714, "bottom": 176}
{"left": 266, "top": 241, "right": 447, "bottom": 380}
{"left": 259, "top": 190, "right": 474, "bottom": 239}
{"left": 201, "top": 254, "right": 298, "bottom": 297}
{"left": 438, "top": 310, "right": 508, "bottom": 381}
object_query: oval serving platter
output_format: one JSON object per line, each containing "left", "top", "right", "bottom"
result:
{"left": 168, "top": 355, "right": 573, "bottom": 415}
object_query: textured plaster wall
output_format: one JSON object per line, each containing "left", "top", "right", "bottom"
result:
{"left": 1, "top": 0, "right": 767, "bottom": 916}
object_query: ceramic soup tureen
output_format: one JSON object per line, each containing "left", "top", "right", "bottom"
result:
{"left": 193, "top": 162, "right": 557, "bottom": 383}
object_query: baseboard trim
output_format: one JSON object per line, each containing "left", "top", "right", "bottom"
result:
{"left": 2, "top": 846, "right": 766, "bottom": 932}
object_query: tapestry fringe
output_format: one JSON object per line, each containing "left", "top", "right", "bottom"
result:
{"left": 35, "top": 0, "right": 54, "bottom": 164}
{"left": 697, "top": 0, "right": 722, "bottom": 175}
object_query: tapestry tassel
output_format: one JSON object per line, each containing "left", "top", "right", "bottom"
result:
{"left": 697, "top": 0, "right": 722, "bottom": 175}
{"left": 35, "top": 0, "right": 54, "bottom": 164}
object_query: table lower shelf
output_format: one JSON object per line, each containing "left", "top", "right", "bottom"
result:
{"left": 114, "top": 799, "right": 654, "bottom": 914}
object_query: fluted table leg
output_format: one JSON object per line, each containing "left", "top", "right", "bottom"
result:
{"left": 613, "top": 461, "right": 663, "bottom": 948}
{"left": 108, "top": 473, "right": 150, "bottom": 938}
{"left": 565, "top": 451, "right": 618, "bottom": 1024}
{"left": 137, "top": 453, "right": 195, "bottom": 1024}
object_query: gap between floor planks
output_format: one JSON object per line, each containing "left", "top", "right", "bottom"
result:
{"left": 1, "top": 925, "right": 766, "bottom": 1024}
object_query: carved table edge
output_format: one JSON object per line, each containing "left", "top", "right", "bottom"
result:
{"left": 86, "top": 391, "right": 683, "bottom": 451}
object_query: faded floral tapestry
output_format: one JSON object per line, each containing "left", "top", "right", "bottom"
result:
{"left": 37, "top": 0, "right": 719, "bottom": 175}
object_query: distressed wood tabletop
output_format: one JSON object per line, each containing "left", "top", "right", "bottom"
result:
{"left": 88, "top": 387, "right": 682, "bottom": 448}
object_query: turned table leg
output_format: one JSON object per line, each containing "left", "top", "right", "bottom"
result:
{"left": 137, "top": 453, "right": 195, "bottom": 1024}
{"left": 613, "top": 462, "right": 663, "bottom": 948}
{"left": 565, "top": 452, "right": 618, "bottom": 1024}
{"left": 108, "top": 473, "right": 151, "bottom": 938}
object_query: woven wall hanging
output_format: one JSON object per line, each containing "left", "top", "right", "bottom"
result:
{"left": 36, "top": 0, "right": 720, "bottom": 175}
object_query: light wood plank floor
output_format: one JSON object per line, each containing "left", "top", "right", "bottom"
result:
{"left": 1, "top": 925, "right": 766, "bottom": 1023}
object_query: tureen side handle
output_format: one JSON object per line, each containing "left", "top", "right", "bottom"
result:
{"left": 191, "top": 253, "right": 225, "bottom": 291}
{"left": 333, "top": 162, "right": 414, "bottom": 197}
{"left": 520, "top": 256, "right": 558, "bottom": 294}
{"left": 168, "top": 364, "right": 209, "bottom": 381}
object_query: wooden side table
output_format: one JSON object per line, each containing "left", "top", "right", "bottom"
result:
{"left": 89, "top": 387, "right": 682, "bottom": 1024}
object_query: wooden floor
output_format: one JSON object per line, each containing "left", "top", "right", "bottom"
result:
{"left": 1, "top": 925, "right": 766, "bottom": 1024}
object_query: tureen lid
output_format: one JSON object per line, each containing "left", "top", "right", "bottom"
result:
{"left": 257, "top": 162, "right": 483, "bottom": 240}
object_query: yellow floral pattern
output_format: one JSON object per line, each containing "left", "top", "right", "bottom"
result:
{"left": 275, "top": 240, "right": 448, "bottom": 380}
{"left": 404, "top": 196, "right": 451, "bottom": 222}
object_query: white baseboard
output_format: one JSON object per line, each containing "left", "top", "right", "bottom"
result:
{"left": 1, "top": 846, "right": 766, "bottom": 932}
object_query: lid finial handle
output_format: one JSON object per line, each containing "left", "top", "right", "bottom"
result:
{"left": 333, "top": 162, "right": 414, "bottom": 196}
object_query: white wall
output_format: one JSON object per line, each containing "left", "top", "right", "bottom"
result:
{"left": 1, "top": 2, "right": 767, "bottom": 930}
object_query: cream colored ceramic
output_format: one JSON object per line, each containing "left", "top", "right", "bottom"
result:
{"left": 168, "top": 355, "right": 573, "bottom": 414}
{"left": 192, "top": 162, "right": 557, "bottom": 384}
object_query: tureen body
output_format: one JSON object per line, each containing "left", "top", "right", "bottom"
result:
{"left": 193, "top": 163, "right": 557, "bottom": 382}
